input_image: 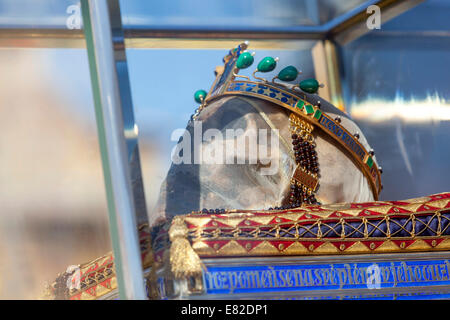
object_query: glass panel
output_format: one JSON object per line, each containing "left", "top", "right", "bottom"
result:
{"left": 0, "top": 0, "right": 377, "bottom": 31}
{"left": 341, "top": 0, "right": 450, "bottom": 200}
{"left": 0, "top": 21, "right": 111, "bottom": 299}
{"left": 120, "top": 0, "right": 320, "bottom": 29}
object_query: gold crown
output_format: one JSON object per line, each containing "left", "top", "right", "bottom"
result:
{"left": 190, "top": 42, "right": 382, "bottom": 200}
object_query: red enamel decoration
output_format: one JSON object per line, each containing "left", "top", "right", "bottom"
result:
{"left": 430, "top": 193, "right": 450, "bottom": 201}
{"left": 203, "top": 240, "right": 230, "bottom": 251}
{"left": 327, "top": 211, "right": 353, "bottom": 218}
{"left": 237, "top": 219, "right": 262, "bottom": 227}
{"left": 85, "top": 286, "right": 97, "bottom": 296}
{"left": 416, "top": 204, "right": 440, "bottom": 212}
{"left": 236, "top": 240, "right": 263, "bottom": 251}
{"left": 70, "top": 293, "right": 82, "bottom": 300}
{"left": 361, "top": 240, "right": 385, "bottom": 250}
{"left": 203, "top": 220, "right": 231, "bottom": 228}
{"left": 331, "top": 241, "right": 356, "bottom": 251}
{"left": 423, "top": 238, "right": 445, "bottom": 247}
{"left": 299, "top": 241, "right": 324, "bottom": 251}
{"left": 387, "top": 206, "right": 412, "bottom": 214}
{"left": 268, "top": 216, "right": 293, "bottom": 224}
{"left": 99, "top": 278, "right": 112, "bottom": 288}
{"left": 391, "top": 239, "right": 416, "bottom": 249}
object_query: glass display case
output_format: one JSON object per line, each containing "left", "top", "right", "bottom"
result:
{"left": 1, "top": 0, "right": 449, "bottom": 300}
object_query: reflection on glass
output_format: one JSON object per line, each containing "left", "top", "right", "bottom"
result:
{"left": 0, "top": 46, "right": 111, "bottom": 298}
{"left": 0, "top": 0, "right": 79, "bottom": 28}
{"left": 341, "top": 0, "right": 450, "bottom": 201}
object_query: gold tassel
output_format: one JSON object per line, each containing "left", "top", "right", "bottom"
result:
{"left": 168, "top": 216, "right": 203, "bottom": 279}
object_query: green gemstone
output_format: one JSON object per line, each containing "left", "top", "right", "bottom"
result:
{"left": 257, "top": 56, "right": 277, "bottom": 72}
{"left": 194, "top": 89, "right": 207, "bottom": 104}
{"left": 299, "top": 78, "right": 320, "bottom": 94}
{"left": 236, "top": 52, "right": 254, "bottom": 69}
{"left": 304, "top": 104, "right": 314, "bottom": 115}
{"left": 313, "top": 109, "right": 322, "bottom": 120}
{"left": 278, "top": 66, "right": 299, "bottom": 82}
{"left": 366, "top": 156, "right": 374, "bottom": 169}
{"left": 296, "top": 100, "right": 305, "bottom": 110}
